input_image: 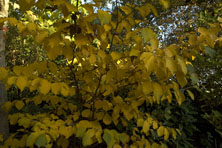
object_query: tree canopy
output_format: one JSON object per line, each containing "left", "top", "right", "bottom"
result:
{"left": 0, "top": 0, "right": 222, "bottom": 147}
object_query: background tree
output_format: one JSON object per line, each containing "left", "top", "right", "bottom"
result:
{"left": 0, "top": 0, "right": 9, "bottom": 141}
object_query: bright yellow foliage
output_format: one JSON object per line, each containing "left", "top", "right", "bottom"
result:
{"left": 0, "top": 0, "right": 221, "bottom": 147}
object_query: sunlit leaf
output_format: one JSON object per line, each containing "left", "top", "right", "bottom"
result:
{"left": 15, "top": 100, "right": 25, "bottom": 110}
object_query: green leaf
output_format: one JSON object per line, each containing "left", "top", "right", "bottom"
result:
{"left": 26, "top": 132, "right": 43, "bottom": 147}
{"left": 35, "top": 134, "right": 47, "bottom": 148}
{"left": 119, "top": 133, "right": 129, "bottom": 144}
{"left": 82, "top": 129, "right": 95, "bottom": 146}
{"left": 190, "top": 73, "right": 199, "bottom": 84}
{"left": 76, "top": 127, "right": 87, "bottom": 138}
{"left": 103, "top": 129, "right": 115, "bottom": 148}
{"left": 98, "top": 10, "right": 112, "bottom": 25}
{"left": 205, "top": 46, "right": 216, "bottom": 58}
{"left": 141, "top": 28, "right": 155, "bottom": 42}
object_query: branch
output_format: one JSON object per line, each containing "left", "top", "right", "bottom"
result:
{"left": 109, "top": 4, "right": 136, "bottom": 50}
{"left": 91, "top": 74, "right": 103, "bottom": 120}
{"left": 68, "top": 50, "right": 83, "bottom": 107}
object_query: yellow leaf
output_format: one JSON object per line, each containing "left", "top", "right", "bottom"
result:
{"left": 137, "top": 6, "right": 151, "bottom": 17}
{"left": 65, "top": 2, "right": 78, "bottom": 12}
{"left": 176, "top": 129, "right": 182, "bottom": 136}
{"left": 15, "top": 100, "right": 25, "bottom": 110}
{"left": 145, "top": 3, "right": 158, "bottom": 17}
{"left": 142, "top": 81, "right": 153, "bottom": 95}
{"left": 89, "top": 53, "right": 96, "bottom": 64}
{"left": 35, "top": 30, "right": 48, "bottom": 44}
{"left": 111, "top": 52, "right": 122, "bottom": 60}
{"left": 27, "top": 22, "right": 37, "bottom": 32}
{"left": 102, "top": 101, "right": 113, "bottom": 111}
{"left": 113, "top": 96, "right": 123, "bottom": 104}
{"left": 176, "top": 56, "right": 187, "bottom": 75}
{"left": 39, "top": 79, "right": 51, "bottom": 95}
{"left": 218, "top": 17, "right": 222, "bottom": 23}
{"left": 137, "top": 119, "right": 144, "bottom": 127}
{"left": 187, "top": 90, "right": 194, "bottom": 100}
{"left": 96, "top": 112, "right": 105, "bottom": 120}
{"left": 69, "top": 87, "right": 76, "bottom": 96}
{"left": 82, "top": 129, "right": 95, "bottom": 146}
{"left": 157, "top": 126, "right": 164, "bottom": 137}
{"left": 2, "top": 101, "right": 12, "bottom": 112}
{"left": 7, "top": 76, "right": 17, "bottom": 85}
{"left": 0, "top": 135, "right": 3, "bottom": 142}
{"left": 176, "top": 71, "right": 187, "bottom": 87}
{"left": 120, "top": 6, "right": 131, "bottom": 15}
{"left": 59, "top": 126, "right": 74, "bottom": 139}
{"left": 153, "top": 83, "right": 163, "bottom": 102}
{"left": 29, "top": 78, "right": 41, "bottom": 92}
{"left": 165, "top": 57, "right": 176, "bottom": 74}
{"left": 140, "top": 52, "right": 155, "bottom": 74}
{"left": 18, "top": 117, "right": 31, "bottom": 128}
{"left": 160, "top": 0, "right": 170, "bottom": 9}
{"left": 82, "top": 109, "right": 92, "bottom": 118}
{"left": 26, "top": 132, "right": 43, "bottom": 147}
{"left": 98, "top": 10, "right": 112, "bottom": 25}
{"left": 164, "top": 128, "right": 169, "bottom": 140}
{"left": 61, "top": 83, "right": 69, "bottom": 97}
{"left": 17, "top": 23, "right": 26, "bottom": 33}
{"left": 113, "top": 36, "right": 122, "bottom": 44}
{"left": 73, "top": 112, "right": 80, "bottom": 121}
{"left": 95, "top": 130, "right": 103, "bottom": 143}
{"left": 165, "top": 44, "right": 177, "bottom": 57}
{"left": 16, "top": 76, "right": 28, "bottom": 91}
{"left": 0, "top": 67, "right": 8, "bottom": 80}
{"left": 104, "top": 24, "right": 111, "bottom": 32}
{"left": 113, "top": 144, "right": 122, "bottom": 148}
{"left": 103, "top": 113, "right": 112, "bottom": 125}
{"left": 153, "top": 121, "right": 158, "bottom": 129}
{"left": 33, "top": 95, "right": 42, "bottom": 105}
{"left": 150, "top": 39, "right": 158, "bottom": 51}
{"left": 85, "top": 22, "right": 94, "bottom": 34}
{"left": 51, "top": 83, "right": 61, "bottom": 95}
{"left": 8, "top": 17, "right": 19, "bottom": 25}
{"left": 142, "top": 120, "right": 150, "bottom": 133}
{"left": 129, "top": 49, "right": 140, "bottom": 57}
{"left": 171, "top": 129, "right": 177, "bottom": 140}
{"left": 50, "top": 96, "right": 60, "bottom": 105}
{"left": 95, "top": 100, "right": 104, "bottom": 109}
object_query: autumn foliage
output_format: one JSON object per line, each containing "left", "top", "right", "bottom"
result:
{"left": 0, "top": 0, "right": 221, "bottom": 147}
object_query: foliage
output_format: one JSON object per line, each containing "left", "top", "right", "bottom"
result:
{"left": 191, "top": 1, "right": 222, "bottom": 139}
{"left": 0, "top": 0, "right": 222, "bottom": 147}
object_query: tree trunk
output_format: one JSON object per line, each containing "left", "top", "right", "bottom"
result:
{"left": 0, "top": 0, "right": 9, "bottom": 140}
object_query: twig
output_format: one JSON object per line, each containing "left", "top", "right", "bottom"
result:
{"left": 109, "top": 4, "right": 136, "bottom": 50}
{"left": 91, "top": 74, "right": 103, "bottom": 120}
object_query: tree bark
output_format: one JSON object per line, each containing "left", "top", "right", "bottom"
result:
{"left": 0, "top": 0, "right": 9, "bottom": 140}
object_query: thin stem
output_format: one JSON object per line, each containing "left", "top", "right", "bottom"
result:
{"left": 91, "top": 74, "right": 103, "bottom": 120}
{"left": 76, "top": 0, "right": 79, "bottom": 8}
{"left": 109, "top": 5, "right": 136, "bottom": 50}
{"left": 68, "top": 50, "right": 83, "bottom": 108}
